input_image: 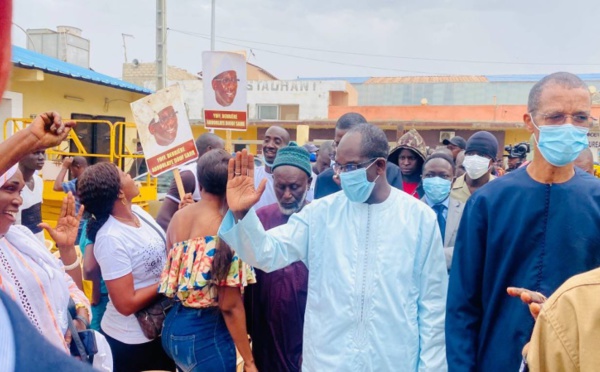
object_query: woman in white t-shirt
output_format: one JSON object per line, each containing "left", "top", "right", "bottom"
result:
{"left": 78, "top": 162, "right": 175, "bottom": 372}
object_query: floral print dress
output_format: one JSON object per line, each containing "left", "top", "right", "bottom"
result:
{"left": 158, "top": 235, "right": 256, "bottom": 308}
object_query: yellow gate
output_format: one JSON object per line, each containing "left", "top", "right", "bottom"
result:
{"left": 3, "top": 118, "right": 159, "bottom": 240}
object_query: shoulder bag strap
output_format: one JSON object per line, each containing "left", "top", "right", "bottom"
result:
{"left": 67, "top": 311, "right": 90, "bottom": 363}
{"left": 133, "top": 211, "right": 166, "bottom": 246}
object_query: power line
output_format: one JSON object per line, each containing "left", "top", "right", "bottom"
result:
{"left": 168, "top": 27, "right": 600, "bottom": 67}
{"left": 168, "top": 28, "right": 451, "bottom": 75}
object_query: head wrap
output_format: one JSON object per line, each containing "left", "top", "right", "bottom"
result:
{"left": 0, "top": 164, "right": 18, "bottom": 188}
{"left": 272, "top": 143, "right": 312, "bottom": 177}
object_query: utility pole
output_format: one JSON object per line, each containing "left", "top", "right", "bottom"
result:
{"left": 156, "top": 0, "right": 167, "bottom": 90}
{"left": 211, "top": 0, "right": 216, "bottom": 51}
{"left": 210, "top": 0, "right": 216, "bottom": 135}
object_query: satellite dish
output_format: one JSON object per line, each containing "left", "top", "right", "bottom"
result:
{"left": 132, "top": 59, "right": 139, "bottom": 67}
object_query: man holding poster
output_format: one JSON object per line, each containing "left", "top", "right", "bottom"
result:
{"left": 203, "top": 52, "right": 247, "bottom": 131}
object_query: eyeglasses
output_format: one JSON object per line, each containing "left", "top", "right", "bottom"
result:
{"left": 423, "top": 173, "right": 453, "bottom": 180}
{"left": 532, "top": 112, "right": 595, "bottom": 126}
{"left": 332, "top": 158, "right": 378, "bottom": 174}
{"left": 214, "top": 78, "right": 239, "bottom": 85}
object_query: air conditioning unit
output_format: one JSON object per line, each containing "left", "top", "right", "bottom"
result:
{"left": 439, "top": 131, "right": 455, "bottom": 143}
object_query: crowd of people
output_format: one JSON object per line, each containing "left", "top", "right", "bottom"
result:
{"left": 2, "top": 5, "right": 600, "bottom": 371}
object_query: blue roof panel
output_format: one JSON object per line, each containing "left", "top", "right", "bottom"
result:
{"left": 11, "top": 46, "right": 152, "bottom": 94}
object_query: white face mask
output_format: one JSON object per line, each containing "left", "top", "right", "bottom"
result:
{"left": 463, "top": 154, "right": 491, "bottom": 180}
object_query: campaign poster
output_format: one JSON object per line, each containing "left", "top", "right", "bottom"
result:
{"left": 203, "top": 51, "right": 247, "bottom": 131}
{"left": 130, "top": 84, "right": 199, "bottom": 176}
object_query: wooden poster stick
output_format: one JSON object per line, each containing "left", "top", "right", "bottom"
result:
{"left": 172, "top": 168, "right": 186, "bottom": 200}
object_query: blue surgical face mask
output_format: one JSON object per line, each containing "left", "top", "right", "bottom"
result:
{"left": 531, "top": 116, "right": 589, "bottom": 167}
{"left": 423, "top": 177, "right": 451, "bottom": 204}
{"left": 339, "top": 161, "right": 379, "bottom": 203}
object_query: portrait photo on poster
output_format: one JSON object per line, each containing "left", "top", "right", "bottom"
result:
{"left": 149, "top": 105, "right": 178, "bottom": 146}
{"left": 131, "top": 84, "right": 196, "bottom": 159}
{"left": 202, "top": 52, "right": 247, "bottom": 113}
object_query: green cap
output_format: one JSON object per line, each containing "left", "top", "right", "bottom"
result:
{"left": 272, "top": 143, "right": 312, "bottom": 177}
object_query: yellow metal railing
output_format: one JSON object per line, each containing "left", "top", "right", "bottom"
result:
{"left": 2, "top": 118, "right": 161, "bottom": 231}
{"left": 2, "top": 117, "right": 30, "bottom": 140}
{"left": 45, "top": 120, "right": 115, "bottom": 163}
{"left": 113, "top": 121, "right": 144, "bottom": 168}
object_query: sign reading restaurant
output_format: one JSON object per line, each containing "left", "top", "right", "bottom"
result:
{"left": 247, "top": 81, "right": 319, "bottom": 92}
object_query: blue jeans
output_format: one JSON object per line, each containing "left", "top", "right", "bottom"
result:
{"left": 162, "top": 302, "right": 236, "bottom": 372}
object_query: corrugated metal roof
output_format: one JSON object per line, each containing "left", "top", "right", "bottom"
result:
{"left": 247, "top": 62, "right": 279, "bottom": 80}
{"left": 296, "top": 77, "right": 371, "bottom": 84}
{"left": 12, "top": 46, "right": 152, "bottom": 94}
{"left": 486, "top": 73, "right": 600, "bottom": 82}
{"left": 365, "top": 76, "right": 488, "bottom": 84}
{"left": 300, "top": 73, "right": 600, "bottom": 85}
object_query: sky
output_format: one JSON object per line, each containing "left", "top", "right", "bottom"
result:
{"left": 12, "top": 0, "right": 600, "bottom": 81}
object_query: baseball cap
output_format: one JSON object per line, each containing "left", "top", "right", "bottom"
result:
{"left": 303, "top": 143, "right": 319, "bottom": 153}
{"left": 442, "top": 136, "right": 467, "bottom": 149}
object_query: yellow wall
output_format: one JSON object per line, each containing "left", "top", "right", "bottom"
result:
{"left": 7, "top": 67, "right": 149, "bottom": 169}
{"left": 190, "top": 125, "right": 259, "bottom": 154}
{"left": 8, "top": 67, "right": 146, "bottom": 122}
{"left": 504, "top": 129, "right": 531, "bottom": 146}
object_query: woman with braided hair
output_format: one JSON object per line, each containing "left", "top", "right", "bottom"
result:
{"left": 78, "top": 162, "right": 174, "bottom": 372}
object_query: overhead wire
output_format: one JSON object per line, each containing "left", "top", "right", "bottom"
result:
{"left": 167, "top": 28, "right": 453, "bottom": 75}
{"left": 168, "top": 28, "right": 600, "bottom": 67}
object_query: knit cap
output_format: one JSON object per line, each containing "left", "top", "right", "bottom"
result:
{"left": 272, "top": 143, "right": 312, "bottom": 176}
{"left": 466, "top": 131, "right": 499, "bottom": 160}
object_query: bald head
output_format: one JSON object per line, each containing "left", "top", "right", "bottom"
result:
{"left": 315, "top": 140, "right": 334, "bottom": 175}
{"left": 265, "top": 126, "right": 290, "bottom": 144}
{"left": 336, "top": 112, "right": 367, "bottom": 130}
{"left": 196, "top": 133, "right": 225, "bottom": 156}
{"left": 433, "top": 147, "right": 453, "bottom": 157}
{"left": 72, "top": 156, "right": 87, "bottom": 168}
{"left": 528, "top": 72, "right": 589, "bottom": 113}
{"left": 262, "top": 126, "right": 290, "bottom": 166}
{"left": 574, "top": 148, "right": 595, "bottom": 175}
{"left": 70, "top": 156, "right": 88, "bottom": 178}
{"left": 319, "top": 140, "right": 334, "bottom": 157}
